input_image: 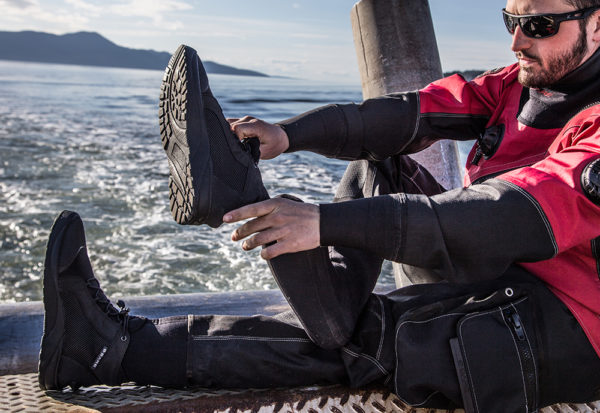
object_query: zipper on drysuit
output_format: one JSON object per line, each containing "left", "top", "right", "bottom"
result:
{"left": 505, "top": 309, "right": 525, "bottom": 340}
{"left": 503, "top": 307, "right": 537, "bottom": 410}
{"left": 578, "top": 101, "right": 600, "bottom": 114}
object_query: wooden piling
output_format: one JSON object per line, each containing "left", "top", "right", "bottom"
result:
{"left": 350, "top": 0, "right": 461, "bottom": 190}
{"left": 351, "top": 0, "right": 462, "bottom": 287}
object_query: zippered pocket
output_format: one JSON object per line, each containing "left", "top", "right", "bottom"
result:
{"left": 451, "top": 297, "right": 539, "bottom": 413}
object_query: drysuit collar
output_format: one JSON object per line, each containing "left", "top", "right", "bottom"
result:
{"left": 549, "top": 45, "right": 600, "bottom": 94}
{"left": 517, "top": 46, "right": 600, "bottom": 129}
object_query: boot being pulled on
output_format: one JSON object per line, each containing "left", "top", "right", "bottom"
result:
{"left": 159, "top": 44, "right": 269, "bottom": 227}
{"left": 38, "top": 211, "right": 144, "bottom": 390}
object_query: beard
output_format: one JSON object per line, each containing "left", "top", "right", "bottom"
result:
{"left": 517, "top": 27, "right": 588, "bottom": 88}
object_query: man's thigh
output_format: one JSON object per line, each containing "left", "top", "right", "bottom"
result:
{"left": 358, "top": 268, "right": 600, "bottom": 412}
{"left": 334, "top": 155, "right": 445, "bottom": 203}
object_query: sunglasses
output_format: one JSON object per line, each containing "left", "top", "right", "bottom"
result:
{"left": 502, "top": 6, "right": 600, "bottom": 38}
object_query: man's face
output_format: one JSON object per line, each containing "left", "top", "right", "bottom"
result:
{"left": 505, "top": 0, "right": 593, "bottom": 88}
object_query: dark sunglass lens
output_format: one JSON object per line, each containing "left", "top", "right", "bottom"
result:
{"left": 503, "top": 12, "right": 517, "bottom": 34}
{"left": 521, "top": 15, "right": 557, "bottom": 38}
{"left": 540, "top": 15, "right": 557, "bottom": 36}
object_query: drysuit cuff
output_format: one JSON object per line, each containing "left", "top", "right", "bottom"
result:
{"left": 277, "top": 117, "right": 324, "bottom": 154}
{"left": 277, "top": 92, "right": 421, "bottom": 161}
{"left": 277, "top": 103, "right": 361, "bottom": 157}
{"left": 319, "top": 195, "right": 405, "bottom": 260}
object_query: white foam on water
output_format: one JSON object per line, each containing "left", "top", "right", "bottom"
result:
{"left": 0, "top": 61, "right": 407, "bottom": 303}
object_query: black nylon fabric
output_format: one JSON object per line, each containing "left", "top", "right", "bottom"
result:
{"left": 279, "top": 92, "right": 490, "bottom": 161}
{"left": 268, "top": 156, "right": 446, "bottom": 349}
{"left": 111, "top": 155, "right": 600, "bottom": 411}
{"left": 387, "top": 267, "right": 600, "bottom": 412}
{"left": 279, "top": 93, "right": 420, "bottom": 160}
{"left": 121, "top": 316, "right": 188, "bottom": 387}
{"left": 321, "top": 175, "right": 557, "bottom": 284}
{"left": 118, "top": 269, "right": 600, "bottom": 412}
{"left": 206, "top": 108, "right": 246, "bottom": 193}
{"left": 398, "top": 179, "right": 556, "bottom": 283}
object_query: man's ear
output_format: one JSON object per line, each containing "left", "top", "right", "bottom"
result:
{"left": 590, "top": 10, "right": 600, "bottom": 43}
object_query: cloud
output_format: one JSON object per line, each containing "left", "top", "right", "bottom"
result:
{"left": 0, "top": 0, "right": 35, "bottom": 8}
{"left": 437, "top": 38, "right": 514, "bottom": 71}
{"left": 0, "top": 0, "right": 194, "bottom": 34}
{"left": 64, "top": 0, "right": 101, "bottom": 14}
{"left": 290, "top": 32, "right": 329, "bottom": 40}
{"left": 109, "top": 0, "right": 193, "bottom": 25}
{"left": 0, "top": 0, "right": 91, "bottom": 31}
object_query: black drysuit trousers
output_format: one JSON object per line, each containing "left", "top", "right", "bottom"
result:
{"left": 122, "top": 155, "right": 600, "bottom": 413}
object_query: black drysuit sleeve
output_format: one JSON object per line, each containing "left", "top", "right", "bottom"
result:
{"left": 319, "top": 178, "right": 557, "bottom": 283}
{"left": 278, "top": 91, "right": 489, "bottom": 161}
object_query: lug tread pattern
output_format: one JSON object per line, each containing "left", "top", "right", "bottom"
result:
{"left": 159, "top": 46, "right": 201, "bottom": 225}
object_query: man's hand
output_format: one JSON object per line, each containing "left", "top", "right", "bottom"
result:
{"left": 223, "top": 198, "right": 319, "bottom": 259}
{"left": 227, "top": 116, "right": 289, "bottom": 160}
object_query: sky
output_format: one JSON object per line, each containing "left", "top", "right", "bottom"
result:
{"left": 0, "top": 0, "right": 515, "bottom": 82}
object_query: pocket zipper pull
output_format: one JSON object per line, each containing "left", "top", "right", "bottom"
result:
{"left": 506, "top": 310, "right": 526, "bottom": 341}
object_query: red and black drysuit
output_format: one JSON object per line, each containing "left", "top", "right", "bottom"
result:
{"left": 123, "top": 51, "right": 600, "bottom": 413}
{"left": 272, "top": 47, "right": 600, "bottom": 411}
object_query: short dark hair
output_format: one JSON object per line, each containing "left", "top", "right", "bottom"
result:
{"left": 564, "top": 0, "right": 600, "bottom": 30}
{"left": 565, "top": 0, "right": 600, "bottom": 7}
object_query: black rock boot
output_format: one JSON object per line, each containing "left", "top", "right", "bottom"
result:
{"left": 159, "top": 44, "right": 269, "bottom": 227}
{"left": 39, "top": 211, "right": 140, "bottom": 390}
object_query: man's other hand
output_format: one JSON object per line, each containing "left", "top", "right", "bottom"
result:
{"left": 227, "top": 116, "right": 290, "bottom": 160}
{"left": 223, "top": 198, "right": 319, "bottom": 259}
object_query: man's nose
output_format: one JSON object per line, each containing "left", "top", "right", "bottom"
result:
{"left": 511, "top": 25, "right": 533, "bottom": 52}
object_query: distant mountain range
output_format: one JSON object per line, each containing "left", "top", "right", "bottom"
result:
{"left": 0, "top": 31, "right": 269, "bottom": 77}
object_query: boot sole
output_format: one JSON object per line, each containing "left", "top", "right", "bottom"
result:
{"left": 159, "top": 45, "right": 212, "bottom": 226}
{"left": 38, "top": 211, "right": 80, "bottom": 390}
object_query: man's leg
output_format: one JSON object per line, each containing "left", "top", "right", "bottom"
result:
{"left": 267, "top": 155, "right": 445, "bottom": 349}
{"left": 157, "top": 43, "right": 445, "bottom": 350}
{"left": 376, "top": 267, "right": 600, "bottom": 411}
{"left": 123, "top": 309, "right": 389, "bottom": 389}
{"left": 123, "top": 266, "right": 600, "bottom": 410}
{"left": 39, "top": 211, "right": 600, "bottom": 411}
{"left": 39, "top": 211, "right": 393, "bottom": 390}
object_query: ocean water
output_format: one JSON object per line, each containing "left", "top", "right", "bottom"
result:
{"left": 0, "top": 60, "right": 379, "bottom": 303}
{"left": 0, "top": 60, "right": 475, "bottom": 303}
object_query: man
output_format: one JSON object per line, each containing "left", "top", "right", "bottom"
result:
{"left": 38, "top": 0, "right": 600, "bottom": 411}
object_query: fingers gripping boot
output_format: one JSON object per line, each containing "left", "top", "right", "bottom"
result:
{"left": 159, "top": 45, "right": 269, "bottom": 227}
{"left": 39, "top": 211, "right": 137, "bottom": 390}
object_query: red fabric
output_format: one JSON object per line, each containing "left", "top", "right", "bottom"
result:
{"left": 501, "top": 107, "right": 600, "bottom": 357}
{"left": 420, "top": 66, "right": 600, "bottom": 357}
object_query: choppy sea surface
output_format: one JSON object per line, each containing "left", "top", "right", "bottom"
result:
{"left": 0, "top": 60, "right": 386, "bottom": 303}
{"left": 0, "top": 60, "right": 474, "bottom": 303}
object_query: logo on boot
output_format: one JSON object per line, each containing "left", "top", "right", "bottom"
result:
{"left": 91, "top": 346, "right": 108, "bottom": 370}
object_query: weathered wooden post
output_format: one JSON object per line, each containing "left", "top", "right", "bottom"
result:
{"left": 351, "top": 0, "right": 462, "bottom": 286}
